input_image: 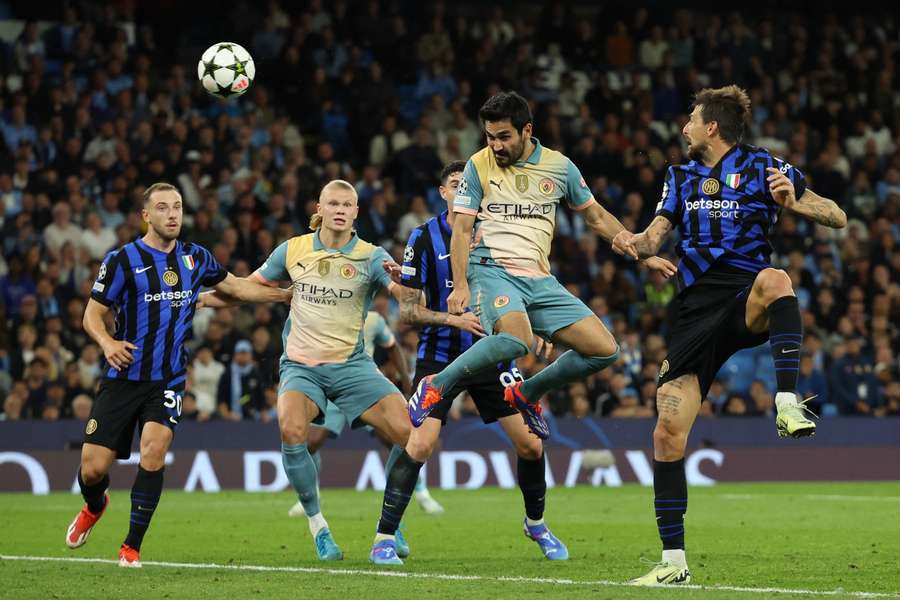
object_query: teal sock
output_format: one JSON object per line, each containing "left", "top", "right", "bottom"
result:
{"left": 385, "top": 444, "right": 404, "bottom": 475}
{"left": 432, "top": 332, "right": 529, "bottom": 392}
{"left": 282, "top": 443, "right": 321, "bottom": 516}
{"left": 414, "top": 474, "right": 427, "bottom": 494}
{"left": 311, "top": 450, "right": 322, "bottom": 475}
{"left": 519, "top": 347, "right": 619, "bottom": 401}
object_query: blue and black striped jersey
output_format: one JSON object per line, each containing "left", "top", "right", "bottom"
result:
{"left": 656, "top": 144, "right": 807, "bottom": 290}
{"left": 400, "top": 211, "right": 474, "bottom": 363}
{"left": 91, "top": 238, "right": 227, "bottom": 382}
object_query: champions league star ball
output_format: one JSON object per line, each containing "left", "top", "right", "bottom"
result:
{"left": 198, "top": 42, "right": 255, "bottom": 99}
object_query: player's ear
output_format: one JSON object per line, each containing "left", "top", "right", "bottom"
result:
{"left": 522, "top": 122, "right": 533, "bottom": 140}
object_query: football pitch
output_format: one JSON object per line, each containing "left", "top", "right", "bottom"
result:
{"left": 1, "top": 483, "right": 898, "bottom": 599}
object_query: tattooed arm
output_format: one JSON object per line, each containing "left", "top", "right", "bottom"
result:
{"left": 784, "top": 189, "right": 848, "bottom": 229}
{"left": 766, "top": 167, "right": 847, "bottom": 229}
{"left": 630, "top": 216, "right": 674, "bottom": 260}
{"left": 391, "top": 284, "right": 484, "bottom": 336}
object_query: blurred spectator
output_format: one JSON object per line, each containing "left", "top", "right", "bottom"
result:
{"left": 0, "top": 2, "right": 896, "bottom": 424}
{"left": 71, "top": 394, "right": 93, "bottom": 422}
{"left": 192, "top": 346, "right": 225, "bottom": 418}
{"left": 797, "top": 353, "right": 829, "bottom": 415}
{"left": 217, "top": 340, "right": 265, "bottom": 421}
{"left": 830, "top": 337, "right": 883, "bottom": 415}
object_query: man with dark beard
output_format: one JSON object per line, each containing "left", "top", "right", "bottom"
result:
{"left": 617, "top": 86, "right": 847, "bottom": 585}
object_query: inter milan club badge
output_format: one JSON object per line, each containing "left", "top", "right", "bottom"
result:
{"left": 163, "top": 270, "right": 179, "bottom": 286}
{"left": 702, "top": 178, "right": 720, "bottom": 195}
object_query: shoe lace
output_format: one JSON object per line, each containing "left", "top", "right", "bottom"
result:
{"left": 639, "top": 557, "right": 667, "bottom": 569}
{"left": 796, "top": 395, "right": 820, "bottom": 419}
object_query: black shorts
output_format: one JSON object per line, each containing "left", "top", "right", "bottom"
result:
{"left": 658, "top": 264, "right": 768, "bottom": 399}
{"left": 413, "top": 359, "right": 520, "bottom": 425}
{"left": 84, "top": 377, "right": 184, "bottom": 459}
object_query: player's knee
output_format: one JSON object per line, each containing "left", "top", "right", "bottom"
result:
{"left": 406, "top": 432, "right": 436, "bottom": 462}
{"left": 495, "top": 332, "right": 530, "bottom": 361}
{"left": 140, "top": 440, "right": 168, "bottom": 470}
{"left": 515, "top": 436, "right": 543, "bottom": 461}
{"left": 755, "top": 268, "right": 793, "bottom": 304}
{"left": 583, "top": 344, "right": 620, "bottom": 372}
{"left": 80, "top": 461, "right": 106, "bottom": 484}
{"left": 279, "top": 419, "right": 308, "bottom": 445}
{"left": 653, "top": 422, "right": 687, "bottom": 460}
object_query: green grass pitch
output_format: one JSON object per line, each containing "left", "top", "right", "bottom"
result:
{"left": 1, "top": 483, "right": 898, "bottom": 599}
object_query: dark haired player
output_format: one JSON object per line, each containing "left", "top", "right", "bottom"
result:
{"left": 616, "top": 86, "right": 847, "bottom": 585}
{"left": 374, "top": 93, "right": 676, "bottom": 563}
{"left": 66, "top": 182, "right": 290, "bottom": 567}
{"left": 370, "top": 161, "right": 564, "bottom": 564}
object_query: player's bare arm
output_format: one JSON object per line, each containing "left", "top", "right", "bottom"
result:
{"left": 392, "top": 283, "right": 484, "bottom": 336}
{"left": 199, "top": 271, "right": 290, "bottom": 308}
{"left": 766, "top": 167, "right": 847, "bottom": 228}
{"left": 83, "top": 298, "right": 137, "bottom": 371}
{"left": 582, "top": 202, "right": 637, "bottom": 255}
{"left": 630, "top": 216, "right": 674, "bottom": 259}
{"left": 447, "top": 211, "right": 477, "bottom": 314}
{"left": 608, "top": 214, "right": 678, "bottom": 278}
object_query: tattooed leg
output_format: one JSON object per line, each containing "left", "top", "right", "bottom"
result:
{"left": 650, "top": 374, "right": 701, "bottom": 560}
{"left": 653, "top": 375, "right": 702, "bottom": 462}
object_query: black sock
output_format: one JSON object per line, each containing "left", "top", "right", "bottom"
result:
{"left": 517, "top": 454, "right": 547, "bottom": 521}
{"left": 654, "top": 458, "right": 687, "bottom": 550}
{"left": 767, "top": 296, "right": 803, "bottom": 393}
{"left": 124, "top": 466, "right": 164, "bottom": 551}
{"left": 77, "top": 469, "right": 109, "bottom": 514}
{"left": 376, "top": 449, "right": 423, "bottom": 535}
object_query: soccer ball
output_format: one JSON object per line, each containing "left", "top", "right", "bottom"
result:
{"left": 197, "top": 42, "right": 255, "bottom": 99}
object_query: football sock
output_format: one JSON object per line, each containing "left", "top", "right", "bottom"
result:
{"left": 414, "top": 474, "right": 427, "bottom": 494}
{"left": 654, "top": 458, "right": 687, "bottom": 551}
{"left": 431, "top": 333, "right": 529, "bottom": 392}
{"left": 377, "top": 449, "right": 423, "bottom": 535}
{"left": 517, "top": 453, "right": 547, "bottom": 521}
{"left": 663, "top": 549, "right": 688, "bottom": 568}
{"left": 124, "top": 466, "right": 164, "bottom": 551}
{"left": 384, "top": 444, "right": 404, "bottom": 475}
{"left": 77, "top": 469, "right": 109, "bottom": 514}
{"left": 767, "top": 296, "right": 803, "bottom": 393}
{"left": 311, "top": 450, "right": 321, "bottom": 475}
{"left": 282, "top": 443, "right": 321, "bottom": 517}
{"left": 519, "top": 347, "right": 619, "bottom": 401}
{"left": 307, "top": 512, "right": 328, "bottom": 537}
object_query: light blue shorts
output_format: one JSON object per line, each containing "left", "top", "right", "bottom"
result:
{"left": 469, "top": 263, "right": 594, "bottom": 338}
{"left": 278, "top": 353, "right": 401, "bottom": 431}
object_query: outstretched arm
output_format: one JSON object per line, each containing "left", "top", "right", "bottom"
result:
{"left": 202, "top": 272, "right": 290, "bottom": 308}
{"left": 390, "top": 283, "right": 484, "bottom": 336}
{"left": 631, "top": 216, "right": 674, "bottom": 259}
{"left": 582, "top": 202, "right": 638, "bottom": 257}
{"left": 767, "top": 167, "right": 847, "bottom": 228}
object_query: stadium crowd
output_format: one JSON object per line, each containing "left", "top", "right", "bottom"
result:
{"left": 1, "top": 1, "right": 898, "bottom": 424}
